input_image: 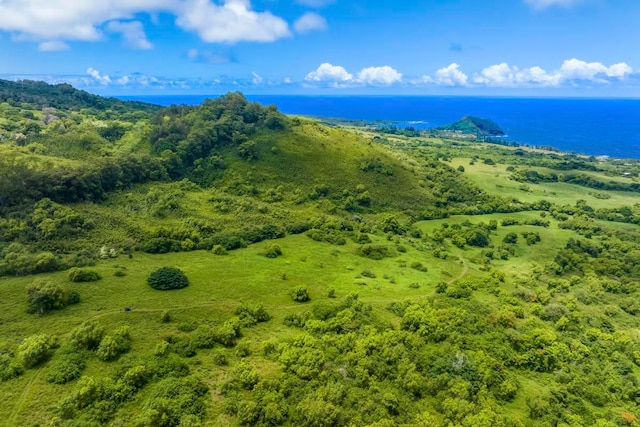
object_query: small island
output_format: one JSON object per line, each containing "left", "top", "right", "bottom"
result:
{"left": 435, "top": 115, "right": 506, "bottom": 139}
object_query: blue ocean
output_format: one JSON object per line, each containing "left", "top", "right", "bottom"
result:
{"left": 119, "top": 95, "right": 640, "bottom": 159}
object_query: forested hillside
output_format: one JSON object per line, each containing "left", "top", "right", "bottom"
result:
{"left": 2, "top": 81, "right": 640, "bottom": 426}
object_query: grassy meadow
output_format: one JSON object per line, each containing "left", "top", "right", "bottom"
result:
{"left": 3, "top": 84, "right": 640, "bottom": 425}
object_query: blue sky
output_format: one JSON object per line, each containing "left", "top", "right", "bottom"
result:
{"left": 0, "top": 0, "right": 638, "bottom": 96}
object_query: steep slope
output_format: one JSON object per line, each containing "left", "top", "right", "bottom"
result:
{"left": 0, "top": 87, "right": 497, "bottom": 277}
{"left": 0, "top": 79, "right": 159, "bottom": 112}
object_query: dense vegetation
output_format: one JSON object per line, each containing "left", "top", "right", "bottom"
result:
{"left": 2, "top": 80, "right": 640, "bottom": 425}
{"left": 435, "top": 115, "right": 506, "bottom": 138}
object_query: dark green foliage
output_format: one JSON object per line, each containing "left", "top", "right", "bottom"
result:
{"left": 503, "top": 232, "right": 518, "bottom": 244}
{"left": 360, "top": 157, "right": 394, "bottom": 176}
{"left": 212, "top": 244, "right": 227, "bottom": 255}
{"left": 446, "top": 281, "right": 473, "bottom": 299}
{"left": 70, "top": 320, "right": 105, "bottom": 350}
{"left": 522, "top": 231, "right": 541, "bottom": 245}
{"left": 410, "top": 261, "right": 428, "bottom": 272}
{"left": 96, "top": 326, "right": 131, "bottom": 361}
{"left": 26, "top": 279, "right": 68, "bottom": 316}
{"left": 98, "top": 123, "right": 127, "bottom": 142}
{"left": 263, "top": 244, "right": 282, "bottom": 258}
{"left": 215, "top": 320, "right": 241, "bottom": 347}
{"left": 436, "top": 116, "right": 505, "bottom": 137}
{"left": 358, "top": 244, "right": 393, "bottom": 260}
{"left": 213, "top": 351, "right": 228, "bottom": 366}
{"left": 147, "top": 267, "right": 189, "bottom": 290}
{"left": 235, "top": 342, "right": 251, "bottom": 358}
{"left": 193, "top": 326, "right": 217, "bottom": 349}
{"left": 619, "top": 297, "right": 640, "bottom": 315}
{"left": 67, "top": 290, "right": 81, "bottom": 305}
{"left": 47, "top": 347, "right": 87, "bottom": 384}
{"left": 355, "top": 233, "right": 372, "bottom": 244}
{"left": 235, "top": 304, "right": 271, "bottom": 327}
{"left": 68, "top": 268, "right": 101, "bottom": 282}
{"left": 290, "top": 286, "right": 310, "bottom": 302}
{"left": 465, "top": 229, "right": 490, "bottom": 247}
{"left": 361, "top": 269, "right": 376, "bottom": 278}
{"left": 0, "top": 79, "right": 159, "bottom": 112}
{"left": 18, "top": 334, "right": 54, "bottom": 368}
{"left": 142, "top": 238, "right": 182, "bottom": 254}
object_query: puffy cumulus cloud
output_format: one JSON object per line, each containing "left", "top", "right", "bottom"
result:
{"left": 0, "top": 0, "right": 291, "bottom": 47}
{"left": 0, "top": 0, "right": 174, "bottom": 41}
{"left": 524, "top": 0, "right": 584, "bottom": 9}
{"left": 86, "top": 67, "right": 112, "bottom": 85}
{"left": 429, "top": 63, "right": 468, "bottom": 86}
{"left": 559, "top": 58, "right": 633, "bottom": 81}
{"left": 473, "top": 59, "right": 633, "bottom": 87}
{"left": 106, "top": 20, "right": 153, "bottom": 49}
{"left": 175, "top": 0, "right": 291, "bottom": 43}
{"left": 294, "top": 12, "right": 327, "bottom": 34}
{"left": 38, "top": 41, "right": 70, "bottom": 52}
{"left": 357, "top": 66, "right": 402, "bottom": 86}
{"left": 418, "top": 59, "right": 635, "bottom": 88}
{"left": 305, "top": 63, "right": 353, "bottom": 83}
{"left": 305, "top": 63, "right": 402, "bottom": 87}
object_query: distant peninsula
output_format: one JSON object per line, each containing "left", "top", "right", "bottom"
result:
{"left": 435, "top": 115, "right": 506, "bottom": 138}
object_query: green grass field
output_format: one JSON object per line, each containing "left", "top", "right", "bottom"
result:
{"left": 3, "top": 87, "right": 640, "bottom": 425}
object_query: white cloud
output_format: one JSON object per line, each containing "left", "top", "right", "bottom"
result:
{"left": 294, "top": 12, "right": 327, "bottom": 34}
{"left": 252, "top": 71, "right": 263, "bottom": 85}
{"left": 38, "top": 41, "right": 70, "bottom": 51}
{"left": 305, "top": 63, "right": 353, "bottom": 83}
{"left": 86, "top": 67, "right": 112, "bottom": 85}
{"left": 357, "top": 66, "right": 402, "bottom": 86}
{"left": 0, "top": 0, "right": 291, "bottom": 47}
{"left": 472, "top": 59, "right": 633, "bottom": 87}
{"left": 295, "top": 0, "right": 336, "bottom": 8}
{"left": 107, "top": 20, "right": 153, "bottom": 49}
{"left": 429, "top": 63, "right": 468, "bottom": 86}
{"left": 524, "top": 0, "right": 584, "bottom": 9}
{"left": 559, "top": 58, "right": 632, "bottom": 81}
{"left": 175, "top": 0, "right": 291, "bottom": 43}
{"left": 419, "top": 58, "right": 635, "bottom": 88}
{"left": 473, "top": 63, "right": 520, "bottom": 87}
{"left": 305, "top": 63, "right": 403, "bottom": 87}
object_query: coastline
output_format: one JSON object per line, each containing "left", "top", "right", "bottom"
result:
{"left": 117, "top": 95, "right": 640, "bottom": 160}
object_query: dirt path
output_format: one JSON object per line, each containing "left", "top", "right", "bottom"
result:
{"left": 10, "top": 366, "right": 42, "bottom": 424}
{"left": 447, "top": 257, "right": 469, "bottom": 284}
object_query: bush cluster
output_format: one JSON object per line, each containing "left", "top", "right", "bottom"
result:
{"left": 147, "top": 267, "right": 189, "bottom": 290}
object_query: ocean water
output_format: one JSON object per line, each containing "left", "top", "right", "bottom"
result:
{"left": 119, "top": 95, "right": 640, "bottom": 159}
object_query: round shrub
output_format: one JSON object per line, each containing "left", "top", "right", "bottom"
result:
{"left": 67, "top": 290, "right": 81, "bottom": 305}
{"left": 68, "top": 268, "right": 102, "bottom": 283}
{"left": 147, "top": 267, "right": 189, "bottom": 291}
{"left": 18, "top": 334, "right": 54, "bottom": 368}
{"left": 26, "top": 280, "right": 67, "bottom": 316}
{"left": 212, "top": 244, "right": 228, "bottom": 255}
{"left": 290, "top": 286, "right": 310, "bottom": 303}
{"left": 264, "top": 244, "right": 282, "bottom": 259}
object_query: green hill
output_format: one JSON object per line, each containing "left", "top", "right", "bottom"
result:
{"left": 3, "top": 82, "right": 640, "bottom": 426}
{"left": 436, "top": 115, "right": 506, "bottom": 138}
{"left": 0, "top": 78, "right": 159, "bottom": 112}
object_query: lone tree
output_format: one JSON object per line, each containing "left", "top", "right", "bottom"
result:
{"left": 147, "top": 267, "right": 189, "bottom": 290}
{"left": 26, "top": 279, "right": 68, "bottom": 316}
